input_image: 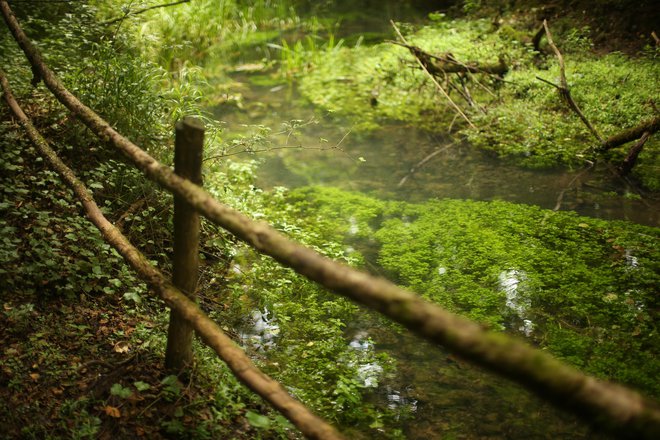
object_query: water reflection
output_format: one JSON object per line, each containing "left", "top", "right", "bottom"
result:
{"left": 212, "top": 82, "right": 659, "bottom": 227}
{"left": 239, "top": 307, "right": 280, "bottom": 351}
{"left": 499, "top": 269, "right": 534, "bottom": 337}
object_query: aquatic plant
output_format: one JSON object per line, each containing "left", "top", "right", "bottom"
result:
{"left": 289, "top": 186, "right": 660, "bottom": 397}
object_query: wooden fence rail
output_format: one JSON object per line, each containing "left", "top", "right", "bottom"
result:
{"left": 1, "top": 1, "right": 660, "bottom": 438}
{"left": 0, "top": 69, "right": 344, "bottom": 440}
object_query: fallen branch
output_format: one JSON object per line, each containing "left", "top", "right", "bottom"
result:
{"left": 389, "top": 40, "right": 508, "bottom": 76}
{"left": 598, "top": 116, "right": 660, "bottom": 152}
{"left": 115, "top": 197, "right": 147, "bottom": 231}
{"left": 397, "top": 142, "right": 455, "bottom": 188}
{"left": 618, "top": 131, "right": 651, "bottom": 176}
{"left": 3, "top": 3, "right": 660, "bottom": 436}
{"left": 0, "top": 68, "right": 344, "bottom": 440}
{"left": 540, "top": 20, "right": 604, "bottom": 143}
{"left": 390, "top": 20, "right": 476, "bottom": 129}
{"left": 553, "top": 163, "right": 595, "bottom": 211}
{"left": 102, "top": 0, "right": 191, "bottom": 26}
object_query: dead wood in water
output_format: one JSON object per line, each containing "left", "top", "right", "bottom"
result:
{"left": 618, "top": 131, "right": 651, "bottom": 176}
{"left": 389, "top": 40, "right": 509, "bottom": 76}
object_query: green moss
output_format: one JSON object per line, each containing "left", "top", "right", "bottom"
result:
{"left": 290, "top": 186, "right": 660, "bottom": 396}
{"left": 299, "top": 17, "right": 529, "bottom": 132}
{"left": 468, "top": 53, "right": 660, "bottom": 170}
{"left": 297, "top": 17, "right": 658, "bottom": 185}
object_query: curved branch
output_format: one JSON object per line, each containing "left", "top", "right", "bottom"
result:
{"left": 2, "top": 2, "right": 660, "bottom": 437}
{"left": 0, "top": 68, "right": 344, "bottom": 440}
{"left": 102, "top": 0, "right": 191, "bottom": 26}
{"left": 542, "top": 20, "right": 603, "bottom": 143}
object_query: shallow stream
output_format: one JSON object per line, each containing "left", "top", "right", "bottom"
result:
{"left": 207, "top": 6, "right": 658, "bottom": 438}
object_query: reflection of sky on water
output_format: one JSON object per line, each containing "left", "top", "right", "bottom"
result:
{"left": 499, "top": 269, "right": 534, "bottom": 337}
{"left": 239, "top": 307, "right": 280, "bottom": 351}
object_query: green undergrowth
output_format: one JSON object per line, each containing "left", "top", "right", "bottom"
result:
{"left": 2, "top": 1, "right": 385, "bottom": 437}
{"left": 297, "top": 14, "right": 659, "bottom": 187}
{"left": 202, "top": 160, "right": 400, "bottom": 437}
{"left": 288, "top": 186, "right": 660, "bottom": 397}
{"left": 467, "top": 52, "right": 660, "bottom": 180}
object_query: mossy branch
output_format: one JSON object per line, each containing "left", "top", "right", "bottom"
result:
{"left": 0, "top": 68, "right": 345, "bottom": 440}
{"left": 598, "top": 116, "right": 660, "bottom": 152}
{"left": 2, "top": 2, "right": 660, "bottom": 437}
{"left": 388, "top": 40, "right": 508, "bottom": 76}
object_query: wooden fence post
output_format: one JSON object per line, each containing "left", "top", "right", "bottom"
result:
{"left": 165, "top": 116, "right": 204, "bottom": 372}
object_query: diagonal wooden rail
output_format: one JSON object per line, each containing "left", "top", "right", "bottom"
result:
{"left": 2, "top": 1, "right": 659, "bottom": 438}
{"left": 0, "top": 69, "right": 344, "bottom": 440}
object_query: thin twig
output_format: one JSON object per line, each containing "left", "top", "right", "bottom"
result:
{"left": 103, "top": 0, "right": 191, "bottom": 25}
{"left": 390, "top": 21, "right": 476, "bottom": 129}
{"left": 397, "top": 142, "right": 456, "bottom": 187}
{"left": 542, "top": 20, "right": 603, "bottom": 143}
{"left": 553, "top": 163, "right": 595, "bottom": 211}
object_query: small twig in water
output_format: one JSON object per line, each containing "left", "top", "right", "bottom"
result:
{"left": 553, "top": 163, "right": 595, "bottom": 211}
{"left": 397, "top": 142, "right": 456, "bottom": 188}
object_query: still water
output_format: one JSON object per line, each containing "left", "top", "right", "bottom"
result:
{"left": 213, "top": 83, "right": 659, "bottom": 228}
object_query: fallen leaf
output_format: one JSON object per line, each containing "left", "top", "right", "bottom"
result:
{"left": 113, "top": 341, "right": 130, "bottom": 353}
{"left": 104, "top": 406, "right": 121, "bottom": 418}
{"left": 29, "top": 373, "right": 40, "bottom": 381}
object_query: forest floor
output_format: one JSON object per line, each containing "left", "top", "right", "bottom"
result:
{"left": 0, "top": 105, "right": 266, "bottom": 439}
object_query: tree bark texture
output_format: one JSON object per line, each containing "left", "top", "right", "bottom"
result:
{"left": 599, "top": 116, "right": 660, "bottom": 152}
{"left": 0, "top": 69, "right": 344, "bottom": 440}
{"left": 2, "top": 2, "right": 659, "bottom": 437}
{"left": 165, "top": 117, "right": 204, "bottom": 372}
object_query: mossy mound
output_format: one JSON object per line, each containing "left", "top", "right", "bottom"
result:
{"left": 298, "top": 16, "right": 659, "bottom": 187}
{"left": 299, "top": 17, "right": 527, "bottom": 131}
{"left": 289, "top": 186, "right": 660, "bottom": 396}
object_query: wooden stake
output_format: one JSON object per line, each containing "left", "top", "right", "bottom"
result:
{"left": 165, "top": 117, "right": 204, "bottom": 372}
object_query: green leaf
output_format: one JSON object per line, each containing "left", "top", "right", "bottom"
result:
{"left": 110, "top": 383, "right": 132, "bottom": 399}
{"left": 134, "top": 381, "right": 151, "bottom": 392}
{"left": 245, "top": 411, "right": 270, "bottom": 429}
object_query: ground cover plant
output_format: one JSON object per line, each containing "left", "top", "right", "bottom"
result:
{"left": 289, "top": 186, "right": 660, "bottom": 396}
{"left": 297, "top": 14, "right": 659, "bottom": 187}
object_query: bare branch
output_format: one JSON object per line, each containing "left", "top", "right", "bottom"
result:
{"left": 390, "top": 20, "right": 477, "bottom": 129}
{"left": 103, "top": 0, "right": 191, "bottom": 26}
{"left": 542, "top": 20, "right": 604, "bottom": 143}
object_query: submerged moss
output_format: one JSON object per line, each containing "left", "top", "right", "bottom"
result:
{"left": 289, "top": 186, "right": 660, "bottom": 397}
